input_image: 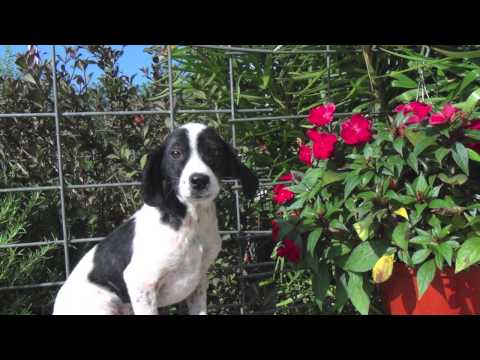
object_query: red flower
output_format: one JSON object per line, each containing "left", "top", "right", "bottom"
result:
{"left": 340, "top": 114, "right": 373, "bottom": 145}
{"left": 298, "top": 144, "right": 313, "bottom": 166}
{"left": 272, "top": 185, "right": 295, "bottom": 205}
{"left": 272, "top": 220, "right": 280, "bottom": 242}
{"left": 465, "top": 119, "right": 480, "bottom": 153}
{"left": 277, "top": 238, "right": 300, "bottom": 263}
{"left": 308, "top": 103, "right": 336, "bottom": 127}
{"left": 307, "top": 129, "right": 337, "bottom": 160}
{"left": 429, "top": 103, "right": 459, "bottom": 125}
{"left": 272, "top": 173, "right": 295, "bottom": 205}
{"left": 279, "top": 173, "right": 293, "bottom": 182}
{"left": 133, "top": 115, "right": 145, "bottom": 126}
{"left": 273, "top": 173, "right": 293, "bottom": 191}
{"left": 394, "top": 101, "right": 432, "bottom": 125}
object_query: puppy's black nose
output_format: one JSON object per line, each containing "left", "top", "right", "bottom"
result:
{"left": 190, "top": 173, "right": 210, "bottom": 190}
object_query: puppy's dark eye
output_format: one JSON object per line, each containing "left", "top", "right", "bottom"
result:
{"left": 170, "top": 150, "right": 182, "bottom": 159}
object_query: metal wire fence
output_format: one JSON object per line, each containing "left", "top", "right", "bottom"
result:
{"left": 0, "top": 45, "right": 362, "bottom": 314}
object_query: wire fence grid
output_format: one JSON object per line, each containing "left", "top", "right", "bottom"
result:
{"left": 0, "top": 45, "right": 366, "bottom": 314}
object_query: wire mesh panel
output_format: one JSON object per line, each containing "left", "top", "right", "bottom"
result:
{"left": 0, "top": 45, "right": 351, "bottom": 314}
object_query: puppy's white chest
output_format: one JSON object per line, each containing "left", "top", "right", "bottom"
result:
{"left": 154, "top": 208, "right": 219, "bottom": 307}
{"left": 156, "top": 236, "right": 204, "bottom": 306}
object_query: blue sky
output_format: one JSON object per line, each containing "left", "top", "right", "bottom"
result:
{"left": 0, "top": 45, "right": 152, "bottom": 85}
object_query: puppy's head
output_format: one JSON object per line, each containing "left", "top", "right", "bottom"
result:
{"left": 142, "top": 123, "right": 258, "bottom": 208}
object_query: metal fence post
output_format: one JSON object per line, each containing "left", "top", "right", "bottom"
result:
{"left": 51, "top": 45, "right": 71, "bottom": 277}
{"left": 227, "top": 46, "right": 247, "bottom": 315}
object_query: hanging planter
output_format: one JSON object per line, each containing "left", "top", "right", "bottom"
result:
{"left": 380, "top": 262, "right": 480, "bottom": 315}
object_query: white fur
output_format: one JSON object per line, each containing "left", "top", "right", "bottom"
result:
{"left": 53, "top": 123, "right": 224, "bottom": 315}
{"left": 178, "top": 123, "right": 220, "bottom": 203}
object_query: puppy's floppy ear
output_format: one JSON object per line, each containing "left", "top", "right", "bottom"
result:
{"left": 225, "top": 143, "right": 259, "bottom": 200}
{"left": 141, "top": 145, "right": 165, "bottom": 207}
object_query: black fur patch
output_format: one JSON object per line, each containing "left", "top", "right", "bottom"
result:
{"left": 142, "top": 128, "right": 190, "bottom": 230}
{"left": 88, "top": 218, "right": 135, "bottom": 303}
{"left": 197, "top": 127, "right": 259, "bottom": 199}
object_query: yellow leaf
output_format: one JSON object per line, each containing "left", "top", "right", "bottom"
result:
{"left": 394, "top": 207, "right": 409, "bottom": 220}
{"left": 372, "top": 254, "right": 395, "bottom": 284}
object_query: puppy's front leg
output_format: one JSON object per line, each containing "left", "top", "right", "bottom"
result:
{"left": 186, "top": 275, "right": 208, "bottom": 315}
{"left": 124, "top": 266, "right": 159, "bottom": 315}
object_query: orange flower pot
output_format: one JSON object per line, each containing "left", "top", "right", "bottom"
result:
{"left": 380, "top": 262, "right": 480, "bottom": 315}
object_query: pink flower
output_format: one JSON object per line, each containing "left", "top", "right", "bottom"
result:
{"left": 298, "top": 144, "right": 313, "bottom": 166}
{"left": 429, "top": 103, "right": 459, "bottom": 125}
{"left": 272, "top": 220, "right": 280, "bottom": 242}
{"left": 394, "top": 101, "right": 432, "bottom": 125}
{"left": 277, "top": 238, "right": 301, "bottom": 263}
{"left": 307, "top": 129, "right": 337, "bottom": 160}
{"left": 308, "top": 103, "right": 336, "bottom": 127}
{"left": 465, "top": 119, "right": 480, "bottom": 153}
{"left": 340, "top": 114, "right": 373, "bottom": 145}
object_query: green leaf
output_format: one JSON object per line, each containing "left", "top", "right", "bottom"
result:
{"left": 312, "top": 262, "right": 330, "bottom": 309}
{"left": 452, "top": 142, "right": 469, "bottom": 176}
{"left": 434, "top": 147, "right": 450, "bottom": 165}
{"left": 412, "top": 248, "right": 432, "bottom": 264}
{"left": 285, "top": 196, "right": 307, "bottom": 211}
{"left": 413, "top": 137, "right": 437, "bottom": 157}
{"left": 307, "top": 228, "right": 323, "bottom": 257}
{"left": 344, "top": 241, "right": 388, "bottom": 272}
{"left": 325, "top": 243, "right": 351, "bottom": 259}
{"left": 457, "top": 88, "right": 480, "bottom": 114}
{"left": 428, "top": 214, "right": 441, "bottom": 231}
{"left": 414, "top": 173, "right": 428, "bottom": 194}
{"left": 23, "top": 73, "right": 37, "bottom": 85}
{"left": 432, "top": 47, "right": 480, "bottom": 58}
{"left": 468, "top": 148, "right": 480, "bottom": 162}
{"left": 302, "top": 168, "right": 323, "bottom": 189}
{"left": 417, "top": 259, "right": 436, "bottom": 299}
{"left": 407, "top": 153, "right": 419, "bottom": 173}
{"left": 346, "top": 272, "right": 370, "bottom": 315}
{"left": 300, "top": 205, "right": 317, "bottom": 220}
{"left": 429, "top": 198, "right": 456, "bottom": 209}
{"left": 393, "top": 137, "right": 404, "bottom": 156}
{"left": 321, "top": 170, "right": 347, "bottom": 186}
{"left": 353, "top": 216, "right": 373, "bottom": 242}
{"left": 334, "top": 273, "right": 349, "bottom": 313}
{"left": 404, "top": 128, "right": 425, "bottom": 147}
{"left": 456, "top": 69, "right": 480, "bottom": 97}
{"left": 278, "top": 221, "right": 295, "bottom": 242}
{"left": 140, "top": 154, "right": 148, "bottom": 169}
{"left": 455, "top": 237, "right": 480, "bottom": 273}
{"left": 398, "top": 250, "right": 414, "bottom": 268}
{"left": 410, "top": 235, "right": 433, "bottom": 245}
{"left": 392, "top": 222, "right": 409, "bottom": 251}
{"left": 385, "top": 190, "right": 416, "bottom": 205}
{"left": 390, "top": 72, "right": 418, "bottom": 88}
{"left": 464, "top": 130, "right": 480, "bottom": 141}
{"left": 260, "top": 54, "right": 272, "bottom": 90}
{"left": 288, "top": 184, "right": 306, "bottom": 194}
{"left": 438, "top": 242, "right": 454, "bottom": 267}
{"left": 344, "top": 174, "right": 362, "bottom": 200}
{"left": 438, "top": 173, "right": 468, "bottom": 185}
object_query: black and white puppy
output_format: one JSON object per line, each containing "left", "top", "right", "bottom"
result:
{"left": 53, "top": 123, "right": 258, "bottom": 315}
